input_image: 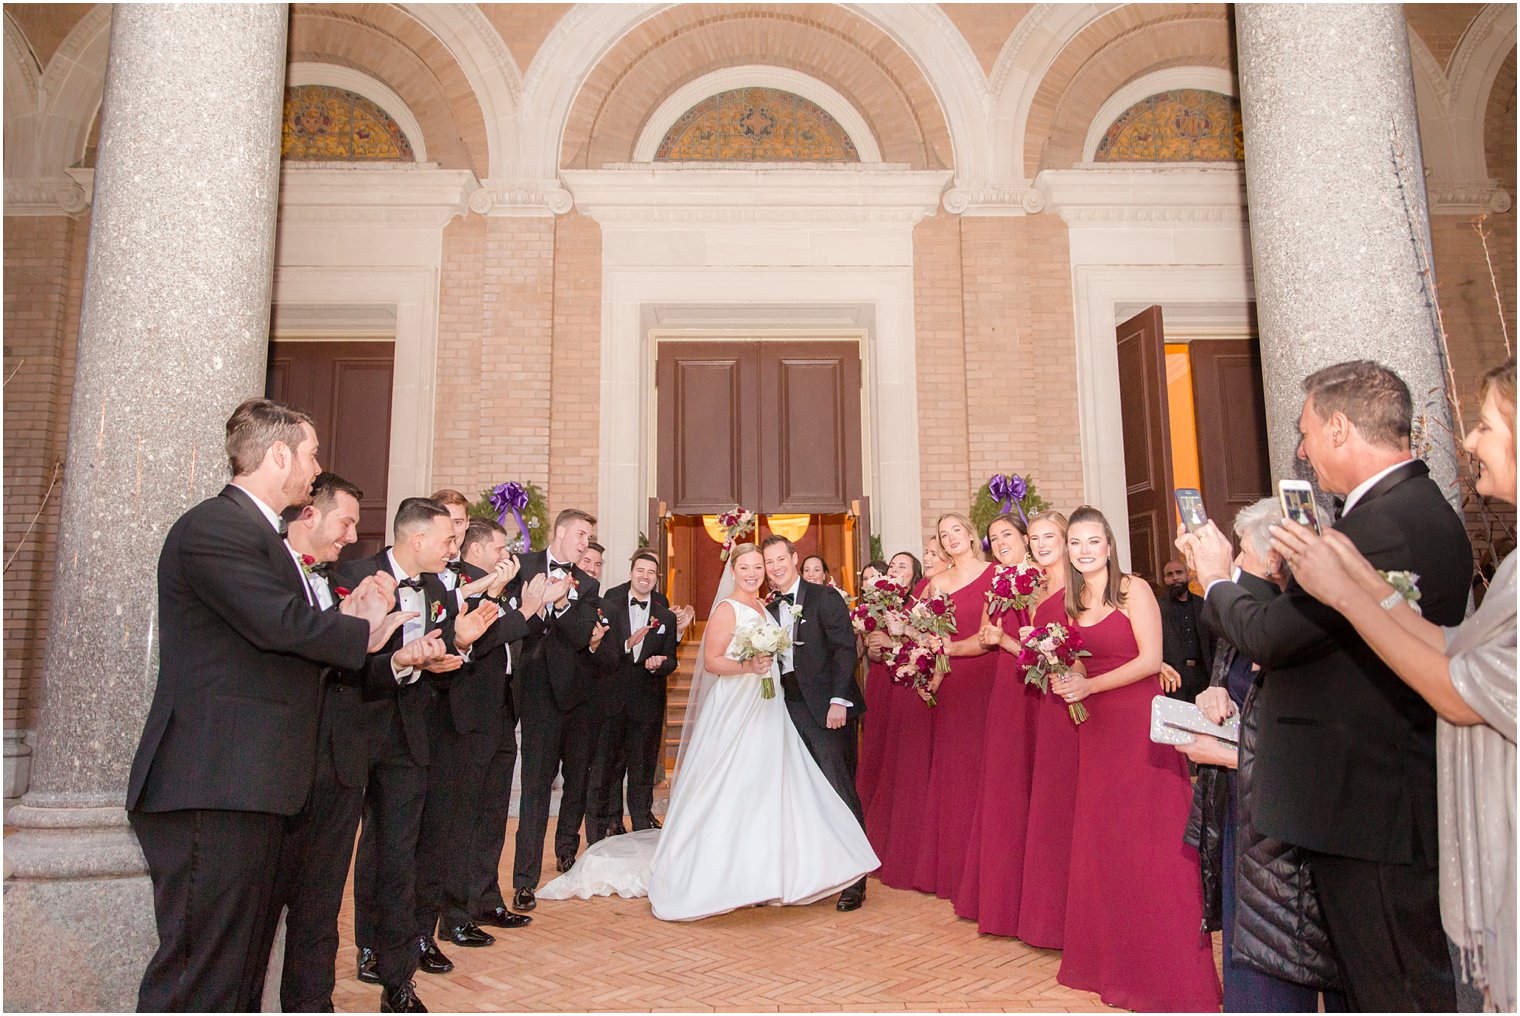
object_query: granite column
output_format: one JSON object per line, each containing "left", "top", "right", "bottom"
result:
{"left": 3, "top": 6, "right": 289, "bottom": 1011}
{"left": 1235, "top": 4, "right": 1461, "bottom": 504}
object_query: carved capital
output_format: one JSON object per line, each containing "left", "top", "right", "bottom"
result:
{"left": 4, "top": 175, "right": 91, "bottom": 217}
{"left": 1428, "top": 178, "right": 1512, "bottom": 216}
{"left": 470, "top": 180, "right": 575, "bottom": 217}
{"left": 941, "top": 179, "right": 1045, "bottom": 217}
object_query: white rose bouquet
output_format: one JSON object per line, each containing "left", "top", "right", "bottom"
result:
{"left": 726, "top": 619, "right": 795, "bottom": 699}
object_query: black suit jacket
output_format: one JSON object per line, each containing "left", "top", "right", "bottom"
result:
{"left": 337, "top": 549, "right": 464, "bottom": 767}
{"left": 768, "top": 579, "right": 863, "bottom": 729}
{"left": 1204, "top": 460, "right": 1470, "bottom": 863}
{"left": 510, "top": 550, "right": 601, "bottom": 712}
{"left": 303, "top": 568, "right": 373, "bottom": 790}
{"left": 447, "top": 561, "right": 538, "bottom": 734}
{"left": 126, "top": 486, "right": 371, "bottom": 815}
{"left": 600, "top": 582, "right": 680, "bottom": 723}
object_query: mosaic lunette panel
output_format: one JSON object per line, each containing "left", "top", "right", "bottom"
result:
{"left": 282, "top": 84, "right": 414, "bottom": 162}
{"left": 655, "top": 87, "right": 860, "bottom": 162}
{"left": 1094, "top": 88, "right": 1244, "bottom": 163}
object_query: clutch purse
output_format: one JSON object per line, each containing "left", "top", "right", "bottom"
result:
{"left": 1149, "top": 694, "right": 1241, "bottom": 746}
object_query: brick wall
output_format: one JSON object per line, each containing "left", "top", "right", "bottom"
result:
{"left": 3, "top": 213, "right": 88, "bottom": 733}
{"left": 549, "top": 211, "right": 602, "bottom": 518}
{"left": 910, "top": 212, "right": 969, "bottom": 548}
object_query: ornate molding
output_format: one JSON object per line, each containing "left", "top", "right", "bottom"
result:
{"left": 942, "top": 180, "right": 1045, "bottom": 216}
{"left": 4, "top": 174, "right": 89, "bottom": 216}
{"left": 1429, "top": 178, "right": 1513, "bottom": 215}
{"left": 276, "top": 165, "right": 478, "bottom": 227}
{"left": 1036, "top": 165, "right": 1249, "bottom": 225}
{"left": 1447, "top": 3, "right": 1511, "bottom": 112}
{"left": 468, "top": 179, "right": 575, "bottom": 217}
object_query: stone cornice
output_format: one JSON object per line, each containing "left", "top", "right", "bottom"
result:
{"left": 563, "top": 165, "right": 950, "bottom": 227}
{"left": 3, "top": 174, "right": 90, "bottom": 216}
{"left": 942, "top": 180, "right": 1045, "bottom": 216}
{"left": 1035, "top": 165, "right": 1249, "bottom": 225}
{"left": 1428, "top": 177, "right": 1512, "bottom": 215}
{"left": 276, "top": 164, "right": 478, "bottom": 227}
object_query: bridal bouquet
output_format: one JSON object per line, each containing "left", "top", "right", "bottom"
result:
{"left": 1018, "top": 622, "right": 1092, "bottom": 725}
{"left": 907, "top": 591, "right": 957, "bottom": 675}
{"left": 886, "top": 638, "right": 938, "bottom": 707}
{"left": 727, "top": 618, "right": 793, "bottom": 699}
{"left": 985, "top": 562, "right": 1045, "bottom": 619}
{"left": 850, "top": 575, "right": 909, "bottom": 637}
{"left": 715, "top": 506, "right": 756, "bottom": 561}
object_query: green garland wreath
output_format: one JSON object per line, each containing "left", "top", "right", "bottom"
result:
{"left": 467, "top": 480, "right": 550, "bottom": 552}
{"left": 970, "top": 473, "right": 1052, "bottom": 539}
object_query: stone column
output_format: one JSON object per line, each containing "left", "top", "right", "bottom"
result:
{"left": 3, "top": 6, "right": 288, "bottom": 1011}
{"left": 1236, "top": 4, "right": 1461, "bottom": 505}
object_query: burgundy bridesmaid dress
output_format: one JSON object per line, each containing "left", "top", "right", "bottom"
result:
{"left": 869, "top": 628, "right": 935, "bottom": 890}
{"left": 855, "top": 654, "right": 894, "bottom": 818}
{"left": 952, "top": 603, "right": 1037, "bottom": 934}
{"left": 1056, "top": 608, "right": 1221, "bottom": 1012}
{"left": 1015, "top": 591, "right": 1080, "bottom": 948}
{"left": 912, "top": 564, "right": 998, "bottom": 898}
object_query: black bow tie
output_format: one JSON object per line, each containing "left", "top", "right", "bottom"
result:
{"left": 398, "top": 576, "right": 425, "bottom": 590}
{"left": 549, "top": 562, "right": 571, "bottom": 575}
{"left": 309, "top": 560, "right": 333, "bottom": 577}
{"left": 773, "top": 592, "right": 794, "bottom": 606}
{"left": 631, "top": 599, "right": 649, "bottom": 610}
{"left": 446, "top": 559, "right": 465, "bottom": 575}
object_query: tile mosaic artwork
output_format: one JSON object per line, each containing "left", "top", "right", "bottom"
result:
{"left": 655, "top": 86, "right": 860, "bottom": 162}
{"left": 281, "top": 84, "right": 414, "bottom": 162}
{"left": 1094, "top": 88, "right": 1245, "bottom": 162}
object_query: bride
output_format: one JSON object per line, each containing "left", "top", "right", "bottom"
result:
{"left": 538, "top": 541, "right": 878, "bottom": 921}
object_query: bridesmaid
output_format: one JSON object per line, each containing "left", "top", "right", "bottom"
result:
{"left": 912, "top": 513, "right": 997, "bottom": 898}
{"left": 1016, "top": 510, "right": 1078, "bottom": 948}
{"left": 869, "top": 551, "right": 930, "bottom": 888}
{"left": 954, "top": 514, "right": 1040, "bottom": 932}
{"left": 1054, "top": 506, "right": 1220, "bottom": 1011}
{"left": 854, "top": 559, "right": 890, "bottom": 817}
{"left": 922, "top": 542, "right": 946, "bottom": 581}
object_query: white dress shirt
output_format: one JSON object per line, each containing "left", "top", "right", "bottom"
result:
{"left": 231, "top": 483, "right": 283, "bottom": 532}
{"left": 386, "top": 550, "right": 426, "bottom": 685}
{"left": 1340, "top": 458, "right": 1414, "bottom": 518}
{"left": 627, "top": 592, "right": 652, "bottom": 662}
{"left": 776, "top": 578, "right": 853, "bottom": 709}
{"left": 546, "top": 553, "right": 578, "bottom": 616}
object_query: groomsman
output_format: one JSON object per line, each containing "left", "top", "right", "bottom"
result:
{"left": 557, "top": 542, "right": 621, "bottom": 861}
{"left": 430, "top": 488, "right": 472, "bottom": 592}
{"left": 344, "top": 498, "right": 499, "bottom": 1014}
{"left": 415, "top": 520, "right": 554, "bottom": 956}
{"left": 459, "top": 519, "right": 560, "bottom": 930}
{"left": 127, "top": 400, "right": 397, "bottom": 1011}
{"left": 509, "top": 509, "right": 603, "bottom": 912}
{"left": 275, "top": 473, "right": 450, "bottom": 1011}
{"left": 760, "top": 535, "right": 869, "bottom": 912}
{"left": 589, "top": 550, "right": 679, "bottom": 843}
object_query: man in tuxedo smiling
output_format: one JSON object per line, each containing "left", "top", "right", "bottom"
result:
{"left": 126, "top": 400, "right": 400, "bottom": 1011}
{"left": 1184, "top": 360, "right": 1470, "bottom": 1010}
{"left": 509, "top": 508, "right": 603, "bottom": 912}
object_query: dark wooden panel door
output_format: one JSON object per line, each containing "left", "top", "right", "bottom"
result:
{"left": 656, "top": 344, "right": 759, "bottom": 513}
{"left": 760, "top": 343, "right": 862, "bottom": 512}
{"left": 1115, "top": 307, "right": 1175, "bottom": 586}
{"left": 1191, "top": 339, "right": 1272, "bottom": 540}
{"left": 265, "top": 340, "right": 394, "bottom": 560}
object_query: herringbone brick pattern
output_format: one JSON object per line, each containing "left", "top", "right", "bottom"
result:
{"left": 329, "top": 820, "right": 1141, "bottom": 1013}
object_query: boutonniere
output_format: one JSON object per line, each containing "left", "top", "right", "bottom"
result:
{"left": 299, "top": 553, "right": 316, "bottom": 576}
{"left": 430, "top": 601, "right": 445, "bottom": 624}
{"left": 335, "top": 586, "right": 351, "bottom": 600}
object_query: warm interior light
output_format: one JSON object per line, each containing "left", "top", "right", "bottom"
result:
{"left": 701, "top": 515, "right": 727, "bottom": 544}
{"left": 765, "top": 514, "right": 810, "bottom": 541}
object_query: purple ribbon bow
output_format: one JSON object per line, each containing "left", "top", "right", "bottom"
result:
{"left": 987, "top": 473, "right": 1030, "bottom": 526}
{"left": 490, "top": 481, "right": 531, "bottom": 549}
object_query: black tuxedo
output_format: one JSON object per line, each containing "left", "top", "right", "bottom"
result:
{"left": 768, "top": 579, "right": 866, "bottom": 827}
{"left": 509, "top": 551, "right": 603, "bottom": 888}
{"left": 1203, "top": 460, "right": 1468, "bottom": 1010}
{"left": 1159, "top": 589, "right": 1215, "bottom": 703}
{"left": 416, "top": 561, "right": 531, "bottom": 939}
{"left": 339, "top": 549, "right": 461, "bottom": 992}
{"left": 589, "top": 583, "right": 679, "bottom": 841}
{"left": 127, "top": 485, "right": 370, "bottom": 1012}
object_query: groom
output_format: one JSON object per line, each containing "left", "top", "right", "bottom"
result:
{"left": 760, "top": 535, "right": 869, "bottom": 911}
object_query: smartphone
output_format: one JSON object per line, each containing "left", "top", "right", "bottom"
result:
{"left": 1174, "top": 488, "right": 1208, "bottom": 533}
{"left": 1277, "top": 479, "right": 1322, "bottom": 534}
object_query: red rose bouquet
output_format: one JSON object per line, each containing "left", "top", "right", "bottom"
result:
{"left": 985, "top": 562, "right": 1045, "bottom": 618}
{"left": 1018, "top": 622, "right": 1092, "bottom": 725}
{"left": 850, "top": 575, "right": 908, "bottom": 638}
{"left": 715, "top": 506, "right": 756, "bottom": 561}
{"left": 907, "top": 591, "right": 956, "bottom": 675}
{"left": 887, "top": 638, "right": 938, "bottom": 707}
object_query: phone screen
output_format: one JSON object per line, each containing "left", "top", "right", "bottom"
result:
{"left": 1175, "top": 488, "right": 1207, "bottom": 533}
{"left": 1278, "top": 483, "right": 1322, "bottom": 535}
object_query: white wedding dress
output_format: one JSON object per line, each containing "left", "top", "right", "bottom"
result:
{"left": 537, "top": 597, "right": 879, "bottom": 921}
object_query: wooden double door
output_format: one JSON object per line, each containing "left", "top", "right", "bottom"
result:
{"left": 654, "top": 340, "right": 866, "bottom": 613}
{"left": 1117, "top": 308, "right": 1271, "bottom": 585}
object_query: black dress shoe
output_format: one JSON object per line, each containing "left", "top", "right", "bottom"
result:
{"left": 512, "top": 886, "right": 537, "bottom": 912}
{"left": 605, "top": 821, "right": 627, "bottom": 837}
{"left": 647, "top": 816, "right": 662, "bottom": 829}
{"left": 380, "top": 980, "right": 428, "bottom": 1013}
{"left": 476, "top": 906, "right": 533, "bottom": 929}
{"left": 445, "top": 922, "right": 496, "bottom": 947}
{"left": 357, "top": 946, "right": 380, "bottom": 984}
{"left": 555, "top": 852, "right": 576, "bottom": 873}
{"left": 417, "top": 938, "right": 453, "bottom": 975}
{"left": 836, "top": 878, "right": 867, "bottom": 912}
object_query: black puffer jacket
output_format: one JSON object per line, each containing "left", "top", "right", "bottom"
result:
{"left": 1183, "top": 644, "right": 1231, "bottom": 932}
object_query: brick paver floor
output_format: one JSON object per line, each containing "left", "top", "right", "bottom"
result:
{"left": 327, "top": 817, "right": 1148, "bottom": 1013}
